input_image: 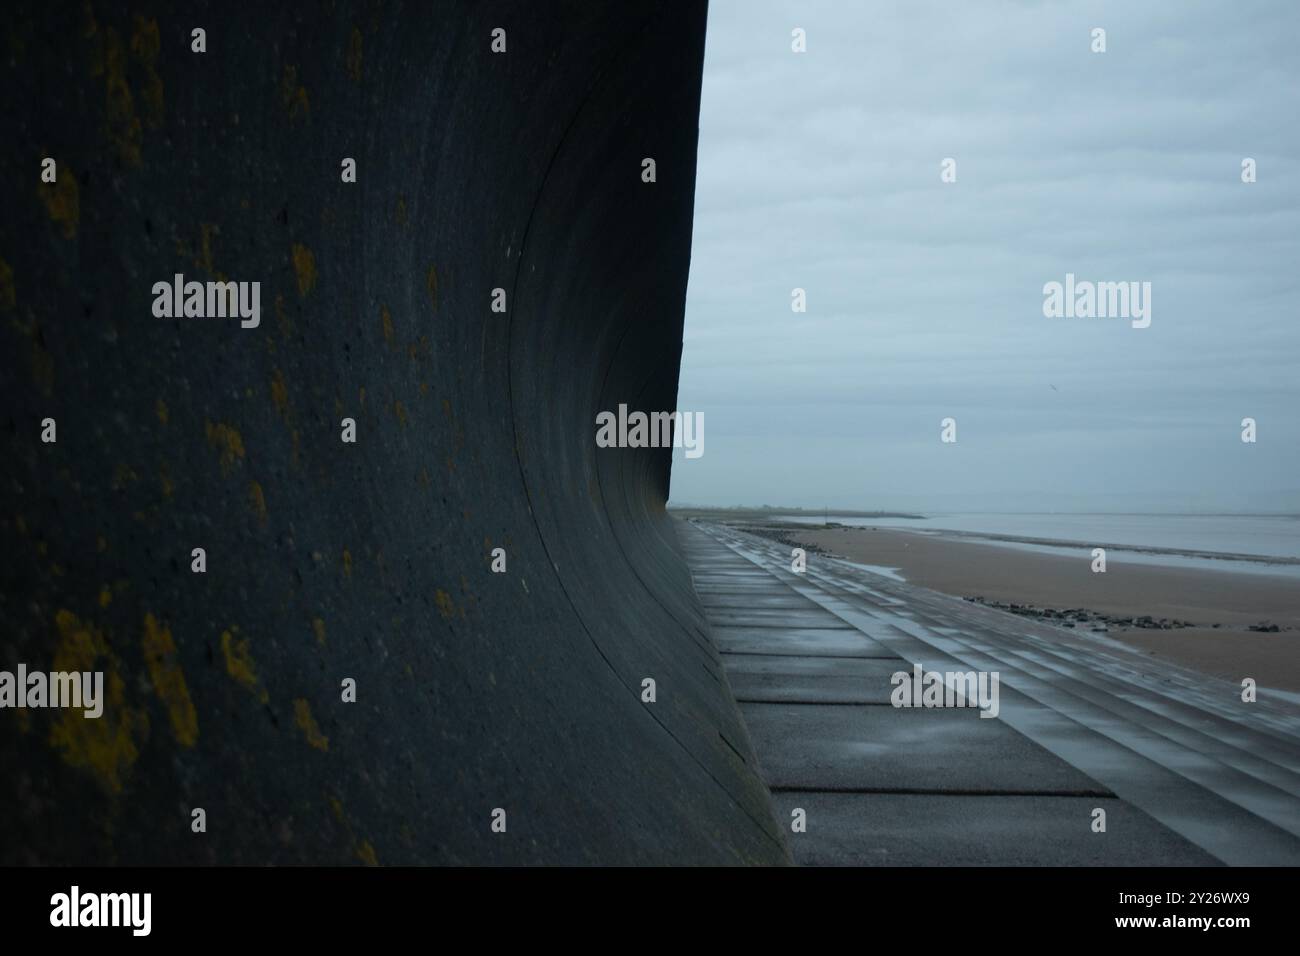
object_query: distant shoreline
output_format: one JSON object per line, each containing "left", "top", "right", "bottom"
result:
{"left": 668, "top": 506, "right": 926, "bottom": 520}
{"left": 770, "top": 520, "right": 1300, "bottom": 569}
{"left": 668, "top": 506, "right": 1300, "bottom": 518}
{"left": 716, "top": 521, "right": 1300, "bottom": 692}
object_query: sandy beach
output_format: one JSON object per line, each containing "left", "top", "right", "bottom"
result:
{"left": 771, "top": 525, "right": 1300, "bottom": 692}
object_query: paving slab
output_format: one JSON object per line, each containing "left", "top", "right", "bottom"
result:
{"left": 698, "top": 593, "right": 820, "bottom": 610}
{"left": 707, "top": 608, "right": 853, "bottom": 629}
{"left": 768, "top": 792, "right": 1222, "bottom": 866}
{"left": 726, "top": 656, "right": 905, "bottom": 704}
{"left": 711, "top": 626, "right": 896, "bottom": 658}
{"left": 740, "top": 702, "right": 1109, "bottom": 794}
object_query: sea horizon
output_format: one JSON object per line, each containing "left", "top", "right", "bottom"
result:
{"left": 763, "top": 510, "right": 1300, "bottom": 575}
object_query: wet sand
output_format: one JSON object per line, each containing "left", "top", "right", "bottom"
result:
{"left": 783, "top": 526, "right": 1300, "bottom": 692}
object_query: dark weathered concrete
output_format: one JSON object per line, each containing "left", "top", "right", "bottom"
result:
{"left": 765, "top": 792, "right": 1220, "bottom": 866}
{"left": 705, "top": 608, "right": 852, "bottom": 628}
{"left": 725, "top": 655, "right": 903, "bottom": 704}
{"left": 0, "top": 1, "right": 790, "bottom": 865}
{"left": 741, "top": 703, "right": 1108, "bottom": 793}
{"left": 709, "top": 626, "right": 895, "bottom": 658}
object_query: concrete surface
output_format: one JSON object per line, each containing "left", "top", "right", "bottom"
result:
{"left": 681, "top": 519, "right": 1300, "bottom": 865}
{"left": 740, "top": 703, "right": 1108, "bottom": 794}
{"left": 0, "top": 1, "right": 791, "bottom": 866}
{"left": 765, "top": 792, "right": 1220, "bottom": 866}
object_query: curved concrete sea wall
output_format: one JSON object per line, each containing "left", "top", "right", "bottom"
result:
{"left": 0, "top": 1, "right": 788, "bottom": 864}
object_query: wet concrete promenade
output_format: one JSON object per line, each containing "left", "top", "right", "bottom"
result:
{"left": 679, "top": 520, "right": 1300, "bottom": 865}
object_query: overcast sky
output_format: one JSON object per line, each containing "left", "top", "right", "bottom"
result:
{"left": 669, "top": 0, "right": 1300, "bottom": 513}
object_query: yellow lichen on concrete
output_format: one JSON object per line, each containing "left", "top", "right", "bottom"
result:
{"left": 355, "top": 841, "right": 379, "bottom": 866}
{"left": 312, "top": 617, "right": 327, "bottom": 645}
{"left": 48, "top": 610, "right": 147, "bottom": 794}
{"left": 102, "top": 27, "right": 142, "bottom": 165}
{"left": 329, "top": 796, "right": 346, "bottom": 823}
{"left": 221, "top": 628, "right": 268, "bottom": 703}
{"left": 426, "top": 264, "right": 438, "bottom": 311}
{"left": 142, "top": 612, "right": 197, "bottom": 747}
{"left": 294, "top": 698, "right": 329, "bottom": 751}
{"left": 435, "top": 589, "right": 456, "bottom": 620}
{"left": 280, "top": 65, "right": 310, "bottom": 124}
{"left": 328, "top": 795, "right": 379, "bottom": 865}
{"left": 291, "top": 242, "right": 317, "bottom": 296}
{"left": 0, "top": 257, "right": 15, "bottom": 311}
{"left": 406, "top": 336, "right": 431, "bottom": 362}
{"left": 84, "top": 1, "right": 101, "bottom": 69}
{"left": 129, "top": 16, "right": 163, "bottom": 128}
{"left": 346, "top": 28, "right": 363, "bottom": 83}
{"left": 248, "top": 480, "right": 268, "bottom": 525}
{"left": 270, "top": 369, "right": 291, "bottom": 422}
{"left": 205, "top": 421, "right": 246, "bottom": 474}
{"left": 112, "top": 463, "right": 139, "bottom": 490}
{"left": 38, "top": 166, "right": 80, "bottom": 239}
{"left": 196, "top": 223, "right": 216, "bottom": 274}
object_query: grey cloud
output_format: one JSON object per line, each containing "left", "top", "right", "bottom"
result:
{"left": 671, "top": 0, "right": 1300, "bottom": 512}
